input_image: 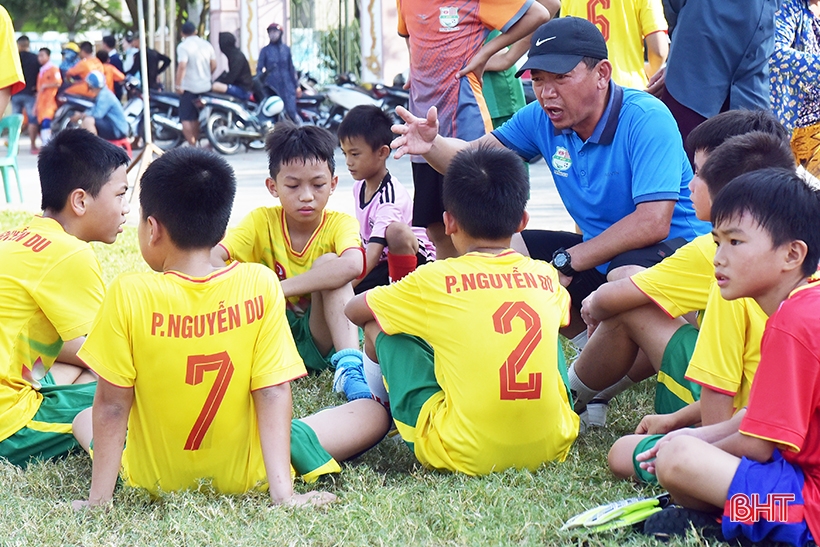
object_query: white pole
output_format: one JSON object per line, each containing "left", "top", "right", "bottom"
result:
{"left": 148, "top": 0, "right": 156, "bottom": 49}
{"left": 169, "top": 0, "right": 177, "bottom": 88}
{"left": 158, "top": 0, "right": 166, "bottom": 55}
{"left": 137, "top": 0, "right": 153, "bottom": 145}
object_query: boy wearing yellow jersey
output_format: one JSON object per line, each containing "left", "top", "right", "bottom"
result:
{"left": 570, "top": 110, "right": 792, "bottom": 427}
{"left": 0, "top": 129, "right": 130, "bottom": 466}
{"left": 346, "top": 146, "right": 578, "bottom": 475}
{"left": 212, "top": 122, "right": 370, "bottom": 401}
{"left": 72, "top": 148, "right": 389, "bottom": 509}
{"left": 603, "top": 131, "right": 796, "bottom": 484}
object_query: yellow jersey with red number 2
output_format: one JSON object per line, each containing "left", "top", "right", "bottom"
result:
{"left": 365, "top": 250, "right": 579, "bottom": 475}
{"left": 78, "top": 262, "right": 306, "bottom": 495}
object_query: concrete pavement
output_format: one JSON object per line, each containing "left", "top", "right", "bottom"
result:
{"left": 1, "top": 139, "right": 575, "bottom": 233}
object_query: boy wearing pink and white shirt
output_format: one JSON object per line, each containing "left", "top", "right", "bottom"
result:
{"left": 338, "top": 105, "right": 435, "bottom": 294}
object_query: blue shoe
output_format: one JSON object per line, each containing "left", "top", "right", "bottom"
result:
{"left": 331, "top": 349, "right": 372, "bottom": 402}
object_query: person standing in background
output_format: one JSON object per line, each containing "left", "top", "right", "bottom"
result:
{"left": 647, "top": 0, "right": 776, "bottom": 156}
{"left": 99, "top": 35, "right": 124, "bottom": 99}
{"left": 175, "top": 21, "right": 216, "bottom": 145}
{"left": 11, "top": 36, "right": 39, "bottom": 150}
{"left": 65, "top": 41, "right": 104, "bottom": 97}
{"left": 257, "top": 22, "right": 300, "bottom": 124}
{"left": 770, "top": 0, "right": 820, "bottom": 177}
{"left": 560, "top": 0, "right": 668, "bottom": 89}
{"left": 35, "top": 47, "right": 61, "bottom": 146}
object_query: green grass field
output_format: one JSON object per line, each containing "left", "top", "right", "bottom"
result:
{"left": 0, "top": 210, "right": 731, "bottom": 546}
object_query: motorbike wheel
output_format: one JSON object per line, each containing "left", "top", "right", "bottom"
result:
{"left": 206, "top": 110, "right": 242, "bottom": 155}
{"left": 151, "top": 114, "right": 184, "bottom": 151}
{"left": 52, "top": 106, "right": 84, "bottom": 135}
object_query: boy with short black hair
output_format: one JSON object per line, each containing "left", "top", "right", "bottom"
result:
{"left": 346, "top": 146, "right": 578, "bottom": 474}
{"left": 570, "top": 110, "right": 792, "bottom": 428}
{"left": 338, "top": 105, "right": 435, "bottom": 294}
{"left": 73, "top": 147, "right": 389, "bottom": 508}
{"left": 639, "top": 168, "right": 820, "bottom": 546}
{"left": 212, "top": 122, "right": 370, "bottom": 401}
{"left": 607, "top": 130, "right": 797, "bottom": 483}
{"left": 0, "top": 128, "right": 130, "bottom": 467}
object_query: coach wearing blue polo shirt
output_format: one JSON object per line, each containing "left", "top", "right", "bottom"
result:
{"left": 391, "top": 16, "right": 709, "bottom": 337}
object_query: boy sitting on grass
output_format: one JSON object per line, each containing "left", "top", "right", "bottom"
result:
{"left": 346, "top": 146, "right": 578, "bottom": 475}
{"left": 211, "top": 122, "right": 370, "bottom": 401}
{"left": 570, "top": 110, "right": 791, "bottom": 427}
{"left": 638, "top": 168, "right": 820, "bottom": 546}
{"left": 72, "top": 148, "right": 390, "bottom": 509}
{"left": 607, "top": 131, "right": 796, "bottom": 483}
{"left": 0, "top": 129, "right": 129, "bottom": 467}
{"left": 337, "top": 105, "right": 435, "bottom": 294}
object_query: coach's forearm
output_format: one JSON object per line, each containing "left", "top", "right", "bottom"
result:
{"left": 567, "top": 201, "right": 674, "bottom": 272}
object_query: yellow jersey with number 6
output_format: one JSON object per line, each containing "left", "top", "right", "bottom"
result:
{"left": 79, "top": 262, "right": 306, "bottom": 495}
{"left": 366, "top": 250, "right": 579, "bottom": 475}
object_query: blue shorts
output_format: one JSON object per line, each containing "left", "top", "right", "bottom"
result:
{"left": 11, "top": 93, "right": 35, "bottom": 119}
{"left": 723, "top": 450, "right": 814, "bottom": 546}
{"left": 226, "top": 84, "right": 252, "bottom": 101}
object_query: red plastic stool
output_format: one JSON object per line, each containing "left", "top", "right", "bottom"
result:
{"left": 107, "top": 137, "right": 133, "bottom": 158}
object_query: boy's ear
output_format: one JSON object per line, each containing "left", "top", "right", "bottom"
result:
{"left": 516, "top": 211, "right": 530, "bottom": 233}
{"left": 329, "top": 174, "right": 339, "bottom": 194}
{"left": 67, "top": 188, "right": 90, "bottom": 217}
{"left": 378, "top": 144, "right": 391, "bottom": 161}
{"left": 443, "top": 211, "right": 459, "bottom": 236}
{"left": 782, "top": 239, "right": 809, "bottom": 274}
{"left": 265, "top": 177, "right": 279, "bottom": 198}
{"left": 146, "top": 215, "right": 163, "bottom": 246}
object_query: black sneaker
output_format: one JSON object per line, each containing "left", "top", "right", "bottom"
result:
{"left": 642, "top": 506, "right": 724, "bottom": 542}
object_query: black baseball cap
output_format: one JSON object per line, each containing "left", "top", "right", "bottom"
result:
{"left": 515, "top": 17, "right": 608, "bottom": 77}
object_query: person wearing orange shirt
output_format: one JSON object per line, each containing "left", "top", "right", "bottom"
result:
{"left": 64, "top": 41, "right": 103, "bottom": 97}
{"left": 34, "top": 47, "right": 61, "bottom": 147}
{"left": 96, "top": 50, "right": 124, "bottom": 94}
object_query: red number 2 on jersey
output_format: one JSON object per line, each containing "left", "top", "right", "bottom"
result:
{"left": 587, "top": 0, "right": 611, "bottom": 41}
{"left": 494, "top": 301, "right": 543, "bottom": 400}
{"left": 184, "top": 351, "right": 235, "bottom": 450}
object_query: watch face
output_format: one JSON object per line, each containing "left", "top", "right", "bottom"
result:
{"left": 554, "top": 253, "right": 568, "bottom": 268}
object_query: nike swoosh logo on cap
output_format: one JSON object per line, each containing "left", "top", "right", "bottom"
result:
{"left": 535, "top": 36, "right": 556, "bottom": 46}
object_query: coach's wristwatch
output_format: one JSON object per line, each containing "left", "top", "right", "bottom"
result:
{"left": 551, "top": 248, "right": 577, "bottom": 277}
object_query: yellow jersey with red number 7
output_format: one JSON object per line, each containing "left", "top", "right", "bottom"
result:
{"left": 79, "top": 262, "right": 306, "bottom": 495}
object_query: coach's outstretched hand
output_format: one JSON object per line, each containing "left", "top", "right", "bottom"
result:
{"left": 391, "top": 105, "right": 439, "bottom": 159}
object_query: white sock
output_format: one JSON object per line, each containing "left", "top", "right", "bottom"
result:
{"left": 568, "top": 364, "right": 598, "bottom": 412}
{"left": 595, "top": 375, "right": 636, "bottom": 402}
{"left": 571, "top": 330, "right": 589, "bottom": 351}
{"left": 363, "top": 353, "right": 389, "bottom": 407}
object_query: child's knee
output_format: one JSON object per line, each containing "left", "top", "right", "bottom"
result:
{"left": 655, "top": 435, "right": 697, "bottom": 486}
{"left": 363, "top": 322, "right": 381, "bottom": 360}
{"left": 608, "top": 435, "right": 641, "bottom": 479}
{"left": 384, "top": 222, "right": 417, "bottom": 254}
{"left": 72, "top": 408, "right": 93, "bottom": 452}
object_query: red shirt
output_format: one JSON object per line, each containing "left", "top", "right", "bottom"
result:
{"left": 740, "top": 280, "right": 820, "bottom": 537}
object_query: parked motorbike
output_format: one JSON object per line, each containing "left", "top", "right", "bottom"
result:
{"left": 51, "top": 94, "right": 96, "bottom": 134}
{"left": 204, "top": 89, "right": 285, "bottom": 155}
{"left": 371, "top": 83, "right": 409, "bottom": 125}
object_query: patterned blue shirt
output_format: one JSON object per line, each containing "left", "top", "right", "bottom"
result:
{"left": 770, "top": 0, "right": 820, "bottom": 131}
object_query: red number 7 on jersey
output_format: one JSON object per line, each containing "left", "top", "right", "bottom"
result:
{"left": 184, "top": 351, "right": 235, "bottom": 450}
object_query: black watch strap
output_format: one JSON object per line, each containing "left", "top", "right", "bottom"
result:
{"left": 551, "top": 248, "right": 577, "bottom": 276}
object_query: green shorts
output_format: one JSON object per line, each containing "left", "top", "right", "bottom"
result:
{"left": 632, "top": 433, "right": 664, "bottom": 485}
{"left": 291, "top": 419, "right": 340, "bottom": 482}
{"left": 374, "top": 332, "right": 440, "bottom": 453}
{"left": 286, "top": 307, "right": 334, "bottom": 373}
{"left": 654, "top": 324, "right": 701, "bottom": 415}
{"left": 0, "top": 375, "right": 96, "bottom": 467}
